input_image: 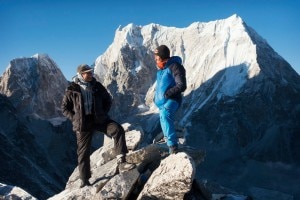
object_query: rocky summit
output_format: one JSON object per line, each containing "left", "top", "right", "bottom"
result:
{"left": 0, "top": 54, "right": 68, "bottom": 119}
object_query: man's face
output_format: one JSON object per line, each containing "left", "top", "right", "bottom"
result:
{"left": 154, "top": 55, "right": 166, "bottom": 69}
{"left": 81, "top": 71, "right": 93, "bottom": 82}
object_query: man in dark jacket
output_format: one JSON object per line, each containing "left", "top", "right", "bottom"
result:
{"left": 61, "top": 64, "right": 135, "bottom": 188}
{"left": 154, "top": 45, "right": 187, "bottom": 154}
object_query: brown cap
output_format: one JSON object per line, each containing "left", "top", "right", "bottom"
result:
{"left": 154, "top": 45, "right": 170, "bottom": 60}
{"left": 77, "top": 64, "right": 93, "bottom": 74}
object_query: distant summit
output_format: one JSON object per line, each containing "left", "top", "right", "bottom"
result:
{"left": 0, "top": 54, "right": 68, "bottom": 118}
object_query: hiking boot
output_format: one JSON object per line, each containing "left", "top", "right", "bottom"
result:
{"left": 80, "top": 180, "right": 91, "bottom": 188}
{"left": 153, "top": 136, "right": 167, "bottom": 144}
{"left": 169, "top": 145, "right": 178, "bottom": 154}
{"left": 116, "top": 154, "right": 136, "bottom": 172}
{"left": 157, "top": 137, "right": 167, "bottom": 144}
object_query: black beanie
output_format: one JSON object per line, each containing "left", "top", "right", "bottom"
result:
{"left": 154, "top": 45, "right": 170, "bottom": 60}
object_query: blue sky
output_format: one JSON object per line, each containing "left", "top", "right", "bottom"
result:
{"left": 1, "top": 0, "right": 299, "bottom": 80}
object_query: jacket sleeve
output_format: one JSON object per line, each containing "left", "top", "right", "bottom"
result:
{"left": 61, "top": 90, "right": 75, "bottom": 121}
{"left": 165, "top": 63, "right": 187, "bottom": 99}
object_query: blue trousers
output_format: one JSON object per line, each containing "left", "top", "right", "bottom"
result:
{"left": 159, "top": 99, "right": 179, "bottom": 147}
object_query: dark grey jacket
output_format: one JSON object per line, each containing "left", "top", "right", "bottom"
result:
{"left": 61, "top": 78, "right": 112, "bottom": 132}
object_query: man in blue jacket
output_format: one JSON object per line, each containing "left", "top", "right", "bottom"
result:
{"left": 154, "top": 45, "right": 187, "bottom": 154}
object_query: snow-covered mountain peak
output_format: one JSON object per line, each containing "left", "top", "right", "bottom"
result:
{"left": 94, "top": 15, "right": 299, "bottom": 131}
{"left": 221, "top": 13, "right": 243, "bottom": 24}
{"left": 32, "top": 53, "right": 48, "bottom": 59}
{"left": 32, "top": 53, "right": 61, "bottom": 75}
{"left": 95, "top": 15, "right": 260, "bottom": 102}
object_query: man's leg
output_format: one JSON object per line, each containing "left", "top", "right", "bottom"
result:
{"left": 76, "top": 131, "right": 92, "bottom": 186}
{"left": 101, "top": 119, "right": 135, "bottom": 171}
{"left": 159, "top": 100, "right": 179, "bottom": 153}
{"left": 103, "top": 119, "right": 128, "bottom": 155}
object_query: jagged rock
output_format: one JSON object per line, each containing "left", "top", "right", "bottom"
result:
{"left": 0, "top": 183, "right": 37, "bottom": 200}
{"left": 137, "top": 152, "right": 196, "bottom": 200}
{"left": 126, "top": 126, "right": 145, "bottom": 150}
{"left": 49, "top": 125, "right": 207, "bottom": 200}
{"left": 95, "top": 168, "right": 140, "bottom": 199}
{"left": 126, "top": 143, "right": 205, "bottom": 167}
{"left": 49, "top": 126, "right": 143, "bottom": 200}
{"left": 48, "top": 159, "right": 118, "bottom": 200}
{"left": 93, "top": 125, "right": 144, "bottom": 166}
{"left": 126, "top": 144, "right": 164, "bottom": 165}
{"left": 65, "top": 126, "right": 143, "bottom": 190}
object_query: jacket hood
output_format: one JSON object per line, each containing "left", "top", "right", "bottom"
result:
{"left": 72, "top": 75, "right": 97, "bottom": 85}
{"left": 166, "top": 56, "right": 182, "bottom": 67}
{"left": 68, "top": 76, "right": 97, "bottom": 92}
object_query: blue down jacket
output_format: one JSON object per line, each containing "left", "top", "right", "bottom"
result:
{"left": 154, "top": 56, "right": 187, "bottom": 108}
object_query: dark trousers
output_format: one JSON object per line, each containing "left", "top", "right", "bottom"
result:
{"left": 76, "top": 118, "right": 128, "bottom": 181}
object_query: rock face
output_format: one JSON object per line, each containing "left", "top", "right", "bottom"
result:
{"left": 0, "top": 93, "right": 77, "bottom": 199}
{"left": 137, "top": 152, "right": 195, "bottom": 200}
{"left": 48, "top": 126, "right": 205, "bottom": 200}
{"left": 0, "top": 54, "right": 68, "bottom": 118}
